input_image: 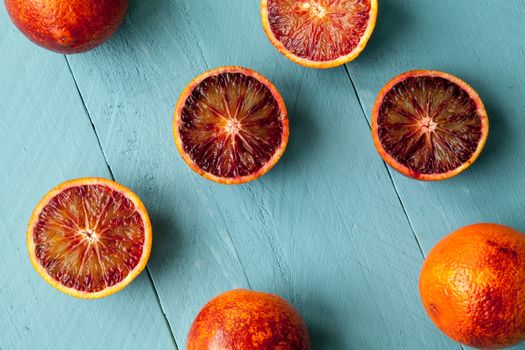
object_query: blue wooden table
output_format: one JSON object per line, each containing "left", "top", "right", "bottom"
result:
{"left": 1, "top": 1, "right": 524, "bottom": 349}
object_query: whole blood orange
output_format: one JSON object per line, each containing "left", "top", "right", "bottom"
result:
{"left": 4, "top": 0, "right": 128, "bottom": 53}
{"left": 174, "top": 66, "right": 289, "bottom": 185}
{"left": 27, "top": 178, "right": 152, "bottom": 299}
{"left": 187, "top": 289, "right": 311, "bottom": 350}
{"left": 420, "top": 223, "right": 525, "bottom": 349}
{"left": 372, "top": 70, "right": 489, "bottom": 180}
{"left": 261, "top": 0, "right": 378, "bottom": 68}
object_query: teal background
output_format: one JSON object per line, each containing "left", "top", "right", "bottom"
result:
{"left": 1, "top": 0, "right": 524, "bottom": 349}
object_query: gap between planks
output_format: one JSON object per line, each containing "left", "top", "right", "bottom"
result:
{"left": 343, "top": 64, "right": 465, "bottom": 350}
{"left": 63, "top": 56, "right": 180, "bottom": 350}
{"left": 342, "top": 64, "right": 426, "bottom": 259}
{"left": 61, "top": 53, "right": 460, "bottom": 350}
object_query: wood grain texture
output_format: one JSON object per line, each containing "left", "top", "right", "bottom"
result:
{"left": 65, "top": 1, "right": 458, "bottom": 348}
{"left": 3, "top": 0, "right": 525, "bottom": 349}
{"left": 349, "top": 0, "right": 525, "bottom": 248}
{"left": 0, "top": 6, "right": 176, "bottom": 350}
{"left": 347, "top": 1, "right": 525, "bottom": 349}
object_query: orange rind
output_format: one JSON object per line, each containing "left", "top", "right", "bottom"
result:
{"left": 27, "top": 178, "right": 152, "bottom": 299}
{"left": 372, "top": 70, "right": 489, "bottom": 181}
{"left": 261, "top": 0, "right": 378, "bottom": 68}
{"left": 174, "top": 66, "right": 289, "bottom": 184}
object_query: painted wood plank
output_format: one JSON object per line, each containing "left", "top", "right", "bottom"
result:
{"left": 0, "top": 7, "right": 176, "bottom": 350}
{"left": 347, "top": 1, "right": 525, "bottom": 349}
{"left": 349, "top": 0, "right": 525, "bottom": 247}
{"left": 65, "top": 1, "right": 459, "bottom": 349}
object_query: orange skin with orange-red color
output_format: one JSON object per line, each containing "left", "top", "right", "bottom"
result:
{"left": 5, "top": 0, "right": 128, "bottom": 53}
{"left": 187, "top": 289, "right": 311, "bottom": 350}
{"left": 173, "top": 66, "right": 289, "bottom": 185}
{"left": 26, "top": 178, "right": 152, "bottom": 299}
{"left": 371, "top": 70, "right": 489, "bottom": 181}
{"left": 420, "top": 223, "right": 525, "bottom": 349}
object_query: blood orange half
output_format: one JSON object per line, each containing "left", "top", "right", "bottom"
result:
{"left": 174, "top": 66, "right": 289, "bottom": 185}
{"left": 27, "top": 178, "right": 152, "bottom": 299}
{"left": 261, "top": 0, "right": 378, "bottom": 68}
{"left": 372, "top": 70, "right": 489, "bottom": 181}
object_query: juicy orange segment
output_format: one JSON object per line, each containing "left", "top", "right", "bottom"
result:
{"left": 174, "top": 66, "right": 289, "bottom": 184}
{"left": 372, "top": 70, "right": 489, "bottom": 181}
{"left": 27, "top": 178, "right": 152, "bottom": 299}
{"left": 261, "top": 0, "right": 378, "bottom": 68}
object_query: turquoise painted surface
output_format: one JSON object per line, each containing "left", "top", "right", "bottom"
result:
{"left": 0, "top": 7, "right": 176, "bottom": 350}
{"left": 1, "top": 1, "right": 524, "bottom": 349}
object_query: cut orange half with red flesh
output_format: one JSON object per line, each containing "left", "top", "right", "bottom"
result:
{"left": 261, "top": 0, "right": 378, "bottom": 68}
{"left": 27, "top": 178, "right": 152, "bottom": 299}
{"left": 174, "top": 66, "right": 289, "bottom": 185}
{"left": 372, "top": 70, "right": 489, "bottom": 181}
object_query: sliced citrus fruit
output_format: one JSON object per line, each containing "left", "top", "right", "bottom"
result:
{"left": 27, "top": 178, "right": 152, "bottom": 299}
{"left": 261, "top": 0, "right": 378, "bottom": 68}
{"left": 174, "top": 66, "right": 289, "bottom": 185}
{"left": 372, "top": 70, "right": 489, "bottom": 181}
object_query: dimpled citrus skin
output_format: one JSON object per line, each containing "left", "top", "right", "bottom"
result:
{"left": 420, "top": 223, "right": 525, "bottom": 349}
{"left": 5, "top": 0, "right": 128, "bottom": 53}
{"left": 187, "top": 289, "right": 311, "bottom": 350}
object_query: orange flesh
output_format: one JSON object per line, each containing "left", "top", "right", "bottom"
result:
{"left": 377, "top": 76, "right": 483, "bottom": 175}
{"left": 33, "top": 184, "right": 145, "bottom": 293}
{"left": 266, "top": 0, "right": 371, "bottom": 61}
{"left": 179, "top": 72, "right": 284, "bottom": 178}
